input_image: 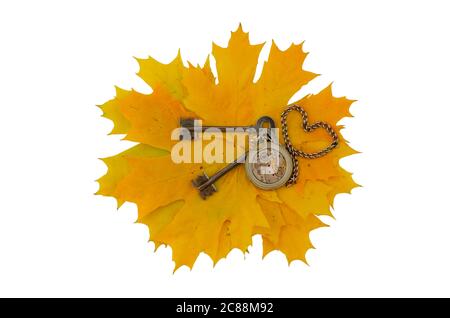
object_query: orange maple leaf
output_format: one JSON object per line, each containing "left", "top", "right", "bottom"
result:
{"left": 97, "top": 25, "right": 358, "bottom": 270}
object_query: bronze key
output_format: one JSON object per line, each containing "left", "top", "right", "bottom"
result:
{"left": 192, "top": 153, "right": 246, "bottom": 199}
{"left": 179, "top": 117, "right": 275, "bottom": 140}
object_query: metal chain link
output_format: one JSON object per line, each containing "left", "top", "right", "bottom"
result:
{"left": 281, "top": 104, "right": 339, "bottom": 186}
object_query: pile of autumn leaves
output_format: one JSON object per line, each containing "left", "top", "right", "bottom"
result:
{"left": 97, "top": 26, "right": 358, "bottom": 270}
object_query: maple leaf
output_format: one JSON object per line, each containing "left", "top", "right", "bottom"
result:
{"left": 97, "top": 24, "right": 358, "bottom": 270}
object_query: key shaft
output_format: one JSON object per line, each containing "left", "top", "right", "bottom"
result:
{"left": 179, "top": 118, "right": 252, "bottom": 140}
{"left": 197, "top": 154, "right": 246, "bottom": 192}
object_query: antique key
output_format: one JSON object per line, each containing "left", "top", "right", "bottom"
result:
{"left": 179, "top": 116, "right": 274, "bottom": 140}
{"left": 191, "top": 153, "right": 246, "bottom": 199}
{"left": 182, "top": 116, "right": 294, "bottom": 199}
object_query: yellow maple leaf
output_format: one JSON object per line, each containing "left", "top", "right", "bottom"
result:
{"left": 97, "top": 24, "right": 358, "bottom": 270}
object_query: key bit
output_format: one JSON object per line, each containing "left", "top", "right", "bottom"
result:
{"left": 192, "top": 172, "right": 217, "bottom": 199}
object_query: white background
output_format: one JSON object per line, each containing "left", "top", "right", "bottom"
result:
{"left": 1, "top": 0, "right": 449, "bottom": 297}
